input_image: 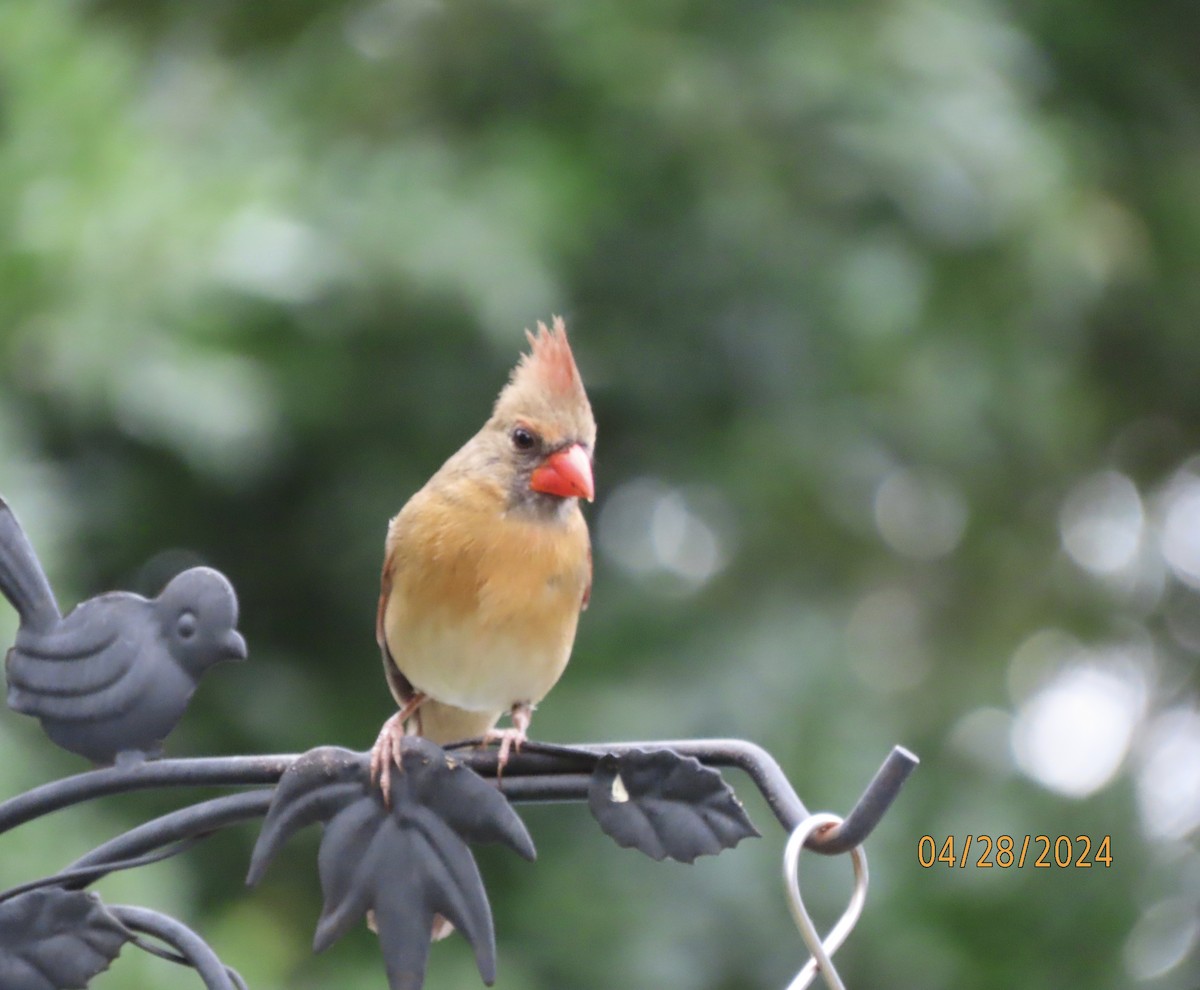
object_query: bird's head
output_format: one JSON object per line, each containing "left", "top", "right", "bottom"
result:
{"left": 156, "top": 566, "right": 248, "bottom": 676}
{"left": 483, "top": 317, "right": 596, "bottom": 517}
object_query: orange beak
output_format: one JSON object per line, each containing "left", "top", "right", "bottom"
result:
{"left": 530, "top": 444, "right": 594, "bottom": 502}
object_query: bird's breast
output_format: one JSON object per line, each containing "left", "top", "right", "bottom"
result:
{"left": 393, "top": 617, "right": 580, "bottom": 712}
{"left": 383, "top": 496, "right": 589, "bottom": 713}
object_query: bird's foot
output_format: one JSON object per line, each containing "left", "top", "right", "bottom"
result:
{"left": 369, "top": 694, "right": 426, "bottom": 806}
{"left": 368, "top": 712, "right": 406, "bottom": 806}
{"left": 483, "top": 703, "right": 533, "bottom": 774}
{"left": 483, "top": 727, "right": 526, "bottom": 771}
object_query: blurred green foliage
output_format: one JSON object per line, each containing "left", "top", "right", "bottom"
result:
{"left": 1, "top": 1, "right": 1198, "bottom": 988}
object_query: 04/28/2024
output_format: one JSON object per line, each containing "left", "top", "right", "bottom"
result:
{"left": 918, "top": 834, "right": 1113, "bottom": 869}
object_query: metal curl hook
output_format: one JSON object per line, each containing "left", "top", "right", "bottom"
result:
{"left": 783, "top": 813, "right": 868, "bottom": 990}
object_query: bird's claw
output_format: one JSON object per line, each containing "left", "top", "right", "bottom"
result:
{"left": 369, "top": 694, "right": 428, "bottom": 806}
{"left": 483, "top": 726, "right": 528, "bottom": 771}
{"left": 369, "top": 712, "right": 407, "bottom": 807}
{"left": 484, "top": 703, "right": 533, "bottom": 775}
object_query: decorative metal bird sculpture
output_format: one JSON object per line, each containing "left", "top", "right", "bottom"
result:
{"left": 0, "top": 496, "right": 247, "bottom": 764}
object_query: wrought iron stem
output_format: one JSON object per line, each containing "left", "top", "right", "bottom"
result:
{"left": 0, "top": 496, "right": 919, "bottom": 990}
{"left": 0, "top": 741, "right": 917, "bottom": 856}
{"left": 111, "top": 905, "right": 246, "bottom": 990}
{"left": 68, "top": 791, "right": 275, "bottom": 874}
{"left": 0, "top": 756, "right": 295, "bottom": 835}
{"left": 470, "top": 739, "right": 920, "bottom": 852}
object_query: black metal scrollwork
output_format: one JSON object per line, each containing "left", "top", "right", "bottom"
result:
{"left": 0, "top": 496, "right": 918, "bottom": 990}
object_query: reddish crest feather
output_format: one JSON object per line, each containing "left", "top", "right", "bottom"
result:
{"left": 514, "top": 316, "right": 582, "bottom": 401}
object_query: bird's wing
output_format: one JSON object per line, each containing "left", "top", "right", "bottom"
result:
{"left": 376, "top": 541, "right": 417, "bottom": 707}
{"left": 5, "top": 596, "right": 150, "bottom": 721}
{"left": 0, "top": 497, "right": 61, "bottom": 634}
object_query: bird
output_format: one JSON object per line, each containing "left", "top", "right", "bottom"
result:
{"left": 0, "top": 496, "right": 248, "bottom": 764}
{"left": 370, "top": 316, "right": 596, "bottom": 804}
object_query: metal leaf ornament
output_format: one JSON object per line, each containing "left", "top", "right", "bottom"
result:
{"left": 588, "top": 749, "right": 760, "bottom": 862}
{"left": 0, "top": 888, "right": 129, "bottom": 990}
{"left": 246, "top": 742, "right": 535, "bottom": 990}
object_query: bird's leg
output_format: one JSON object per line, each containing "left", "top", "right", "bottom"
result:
{"left": 369, "top": 692, "right": 427, "bottom": 806}
{"left": 484, "top": 701, "right": 533, "bottom": 773}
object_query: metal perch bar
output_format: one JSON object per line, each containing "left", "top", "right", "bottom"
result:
{"left": 0, "top": 754, "right": 296, "bottom": 835}
{"left": 810, "top": 745, "right": 920, "bottom": 854}
{"left": 482, "top": 740, "right": 920, "bottom": 853}
{"left": 615, "top": 740, "right": 919, "bottom": 852}
{"left": 0, "top": 740, "right": 917, "bottom": 856}
{"left": 0, "top": 497, "right": 918, "bottom": 990}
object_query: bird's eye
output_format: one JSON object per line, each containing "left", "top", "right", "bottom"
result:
{"left": 177, "top": 611, "right": 197, "bottom": 640}
{"left": 511, "top": 427, "right": 537, "bottom": 451}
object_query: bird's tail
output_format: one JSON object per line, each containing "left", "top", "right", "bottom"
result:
{"left": 0, "top": 496, "right": 61, "bottom": 634}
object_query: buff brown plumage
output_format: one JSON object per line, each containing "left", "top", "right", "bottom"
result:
{"left": 370, "top": 317, "right": 595, "bottom": 803}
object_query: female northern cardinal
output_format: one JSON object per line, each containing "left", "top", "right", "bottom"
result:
{"left": 370, "top": 317, "right": 595, "bottom": 801}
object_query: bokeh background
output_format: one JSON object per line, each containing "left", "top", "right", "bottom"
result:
{"left": 1, "top": 1, "right": 1199, "bottom": 988}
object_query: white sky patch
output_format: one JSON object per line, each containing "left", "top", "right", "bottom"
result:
{"left": 1011, "top": 656, "right": 1148, "bottom": 798}
{"left": 1159, "top": 470, "right": 1200, "bottom": 590}
{"left": 114, "top": 342, "right": 283, "bottom": 481}
{"left": 873, "top": 467, "right": 967, "bottom": 560}
{"left": 1124, "top": 897, "right": 1200, "bottom": 983}
{"left": 1007, "top": 628, "right": 1084, "bottom": 702}
{"left": 598, "top": 478, "right": 732, "bottom": 590}
{"left": 1136, "top": 707, "right": 1200, "bottom": 842}
{"left": 1059, "top": 469, "right": 1144, "bottom": 576}
{"left": 212, "top": 206, "right": 341, "bottom": 304}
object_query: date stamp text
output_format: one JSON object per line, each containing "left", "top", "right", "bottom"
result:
{"left": 917, "top": 834, "right": 1112, "bottom": 869}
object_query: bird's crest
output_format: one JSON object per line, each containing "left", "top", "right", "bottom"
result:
{"left": 491, "top": 316, "right": 594, "bottom": 444}
{"left": 511, "top": 317, "right": 585, "bottom": 404}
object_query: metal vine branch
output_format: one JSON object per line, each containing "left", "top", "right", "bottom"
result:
{"left": 0, "top": 495, "right": 918, "bottom": 990}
